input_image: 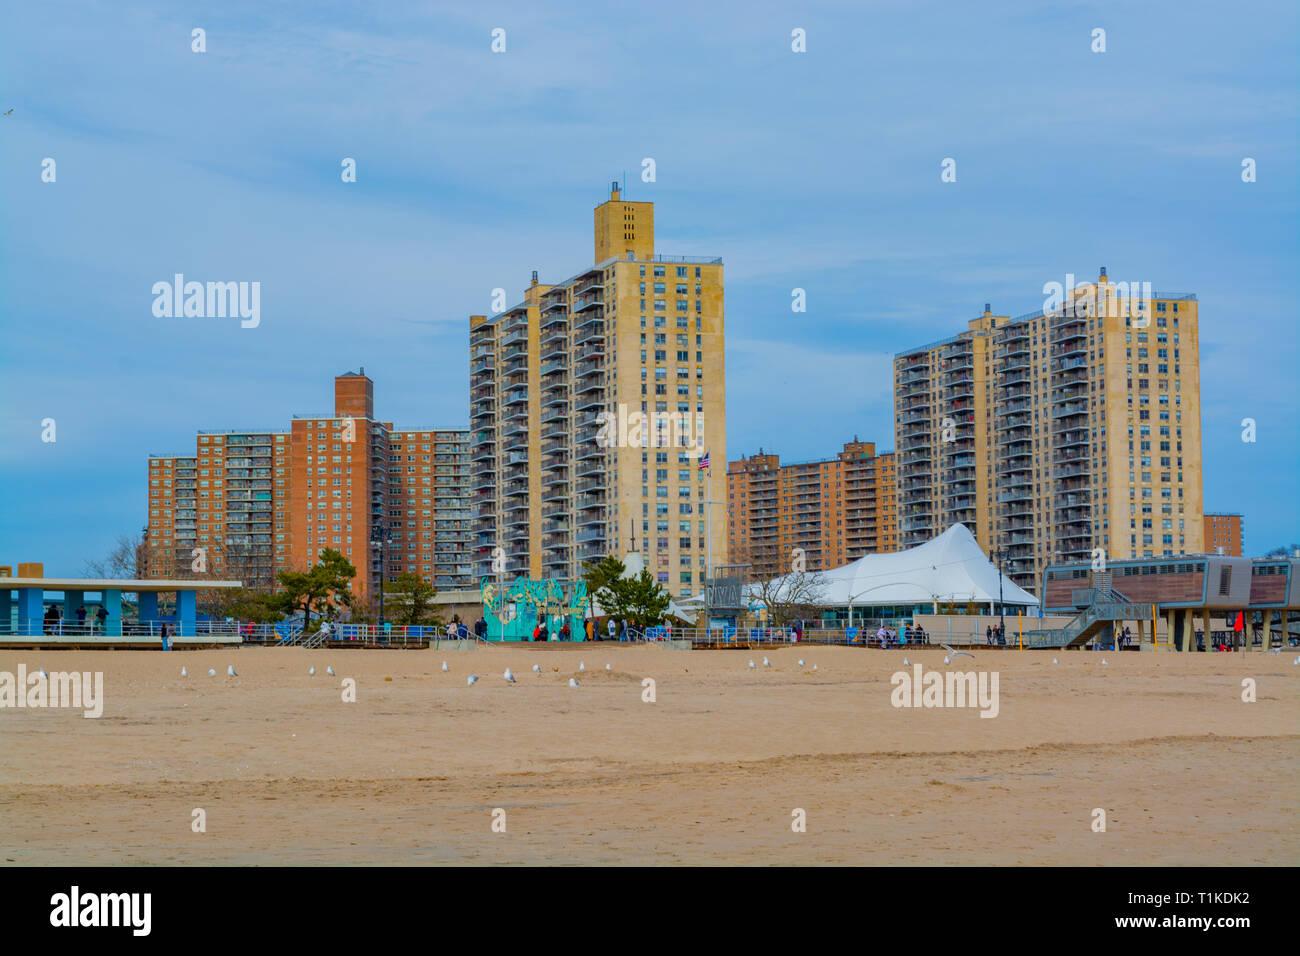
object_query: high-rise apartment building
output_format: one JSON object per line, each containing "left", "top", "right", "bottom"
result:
{"left": 727, "top": 440, "right": 898, "bottom": 581}
{"left": 1203, "top": 513, "right": 1243, "bottom": 556}
{"left": 145, "top": 372, "right": 473, "bottom": 604}
{"left": 469, "top": 184, "right": 727, "bottom": 597}
{"left": 894, "top": 269, "right": 1204, "bottom": 592}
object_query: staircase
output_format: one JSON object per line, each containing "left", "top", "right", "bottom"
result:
{"left": 1021, "top": 585, "right": 1153, "bottom": 649}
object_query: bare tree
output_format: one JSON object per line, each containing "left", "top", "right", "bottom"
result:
{"left": 82, "top": 531, "right": 147, "bottom": 579}
{"left": 752, "top": 570, "right": 828, "bottom": 628}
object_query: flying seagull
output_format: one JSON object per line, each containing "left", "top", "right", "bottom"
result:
{"left": 504, "top": 668, "right": 517, "bottom": 684}
{"left": 3, "top": 109, "right": 13, "bottom": 116}
{"left": 941, "top": 643, "right": 973, "bottom": 659}
{"left": 467, "top": 674, "right": 479, "bottom": 686}
{"left": 227, "top": 665, "right": 238, "bottom": 677}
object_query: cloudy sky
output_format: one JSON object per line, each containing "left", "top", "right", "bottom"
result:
{"left": 2, "top": 0, "right": 1296, "bottom": 574}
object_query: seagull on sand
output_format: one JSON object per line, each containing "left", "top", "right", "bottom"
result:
{"left": 208, "top": 668, "right": 217, "bottom": 677}
{"left": 1268, "top": 646, "right": 1281, "bottom": 655}
{"left": 901, "top": 658, "right": 908, "bottom": 667}
{"left": 798, "top": 659, "right": 805, "bottom": 667}
{"left": 467, "top": 675, "right": 479, "bottom": 686}
{"left": 504, "top": 668, "right": 517, "bottom": 683}
{"left": 326, "top": 665, "right": 335, "bottom": 676}
{"left": 605, "top": 663, "right": 611, "bottom": 671}
{"left": 578, "top": 661, "right": 585, "bottom": 672}
{"left": 569, "top": 678, "right": 580, "bottom": 687}
{"left": 941, "top": 643, "right": 973, "bottom": 659}
{"left": 748, "top": 659, "right": 756, "bottom": 669}
{"left": 308, "top": 666, "right": 316, "bottom": 676}
{"left": 532, "top": 664, "right": 541, "bottom": 674}
{"left": 441, "top": 661, "right": 449, "bottom": 672}
{"left": 1101, "top": 658, "right": 1108, "bottom": 665}
{"left": 1052, "top": 658, "right": 1059, "bottom": 665}
{"left": 944, "top": 655, "right": 951, "bottom": 664}
{"left": 811, "top": 664, "right": 818, "bottom": 671}
{"left": 38, "top": 667, "right": 47, "bottom": 679}
{"left": 762, "top": 656, "right": 771, "bottom": 667}
{"left": 181, "top": 666, "right": 188, "bottom": 678}
{"left": 227, "top": 665, "right": 238, "bottom": 677}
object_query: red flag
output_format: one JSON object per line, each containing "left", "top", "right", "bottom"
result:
{"left": 1232, "top": 611, "right": 1244, "bottom": 632}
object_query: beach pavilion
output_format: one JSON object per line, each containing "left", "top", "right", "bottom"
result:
{"left": 750, "top": 523, "right": 1038, "bottom": 625}
{"left": 0, "top": 563, "right": 242, "bottom": 644}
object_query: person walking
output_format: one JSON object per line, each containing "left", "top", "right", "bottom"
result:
{"left": 96, "top": 605, "right": 108, "bottom": 633}
{"left": 76, "top": 604, "right": 88, "bottom": 634}
{"left": 986, "top": 625, "right": 993, "bottom": 646}
{"left": 607, "top": 618, "right": 616, "bottom": 641}
{"left": 585, "top": 618, "right": 593, "bottom": 642}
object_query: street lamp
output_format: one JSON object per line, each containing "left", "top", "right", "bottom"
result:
{"left": 990, "top": 545, "right": 1007, "bottom": 638}
{"left": 369, "top": 530, "right": 393, "bottom": 629}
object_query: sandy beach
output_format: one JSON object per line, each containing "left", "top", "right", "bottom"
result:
{"left": 1, "top": 644, "right": 1296, "bottom": 866}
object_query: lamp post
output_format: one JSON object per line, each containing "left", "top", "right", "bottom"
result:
{"left": 369, "top": 530, "right": 392, "bottom": 630}
{"left": 991, "top": 546, "right": 1007, "bottom": 638}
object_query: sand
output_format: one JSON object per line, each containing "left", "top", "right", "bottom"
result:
{"left": 1, "top": 645, "right": 1296, "bottom": 865}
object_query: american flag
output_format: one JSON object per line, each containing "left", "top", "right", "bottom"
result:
{"left": 698, "top": 450, "right": 710, "bottom": 470}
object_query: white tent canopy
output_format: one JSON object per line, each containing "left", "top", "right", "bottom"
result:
{"left": 754, "top": 523, "right": 1038, "bottom": 609}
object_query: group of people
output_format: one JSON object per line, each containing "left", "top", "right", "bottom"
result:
{"left": 873, "top": 623, "right": 929, "bottom": 647}
{"left": 986, "top": 623, "right": 1007, "bottom": 646}
{"left": 43, "top": 603, "right": 109, "bottom": 635}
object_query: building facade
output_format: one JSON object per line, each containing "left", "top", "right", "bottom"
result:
{"left": 726, "top": 440, "right": 898, "bottom": 581}
{"left": 894, "top": 269, "right": 1205, "bottom": 592}
{"left": 470, "top": 184, "right": 727, "bottom": 597}
{"left": 1203, "top": 513, "right": 1243, "bottom": 556}
{"left": 145, "top": 372, "right": 473, "bottom": 605}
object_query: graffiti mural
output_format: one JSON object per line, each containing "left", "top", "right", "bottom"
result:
{"left": 480, "top": 577, "right": 589, "bottom": 641}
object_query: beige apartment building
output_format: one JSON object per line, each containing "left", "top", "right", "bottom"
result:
{"left": 894, "top": 269, "right": 1205, "bottom": 592}
{"left": 469, "top": 184, "right": 727, "bottom": 597}
{"left": 727, "top": 440, "right": 898, "bottom": 581}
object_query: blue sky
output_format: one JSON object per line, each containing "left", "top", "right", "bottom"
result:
{"left": 2, "top": 0, "right": 1297, "bottom": 574}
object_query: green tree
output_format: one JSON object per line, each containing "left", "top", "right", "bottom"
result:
{"left": 215, "top": 587, "right": 291, "bottom": 623}
{"left": 598, "top": 567, "right": 670, "bottom": 629}
{"left": 277, "top": 549, "right": 356, "bottom": 628}
{"left": 390, "top": 572, "right": 438, "bottom": 625}
{"left": 582, "top": 555, "right": 625, "bottom": 621}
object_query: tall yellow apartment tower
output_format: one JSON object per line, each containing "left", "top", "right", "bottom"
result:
{"left": 469, "top": 184, "right": 727, "bottom": 597}
{"left": 894, "top": 269, "right": 1205, "bottom": 592}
